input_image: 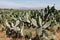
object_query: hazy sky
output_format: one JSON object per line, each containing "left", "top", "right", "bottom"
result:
{"left": 0, "top": 0, "right": 60, "bottom": 9}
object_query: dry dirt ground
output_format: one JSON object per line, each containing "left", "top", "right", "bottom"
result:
{"left": 0, "top": 31, "right": 25, "bottom": 40}
{"left": 0, "top": 31, "right": 12, "bottom": 40}
{"left": 0, "top": 29, "right": 60, "bottom": 40}
{"left": 55, "top": 30, "right": 60, "bottom": 40}
{"left": 0, "top": 31, "right": 60, "bottom": 40}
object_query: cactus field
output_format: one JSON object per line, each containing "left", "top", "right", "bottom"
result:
{"left": 0, "top": 6, "right": 60, "bottom": 40}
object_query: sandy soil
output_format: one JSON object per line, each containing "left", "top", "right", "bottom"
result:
{"left": 0, "top": 31, "right": 26, "bottom": 40}
{"left": 0, "top": 29, "right": 60, "bottom": 40}
{"left": 0, "top": 31, "right": 12, "bottom": 40}
{"left": 55, "top": 30, "right": 60, "bottom": 40}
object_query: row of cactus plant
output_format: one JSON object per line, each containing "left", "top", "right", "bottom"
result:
{"left": 0, "top": 5, "right": 60, "bottom": 40}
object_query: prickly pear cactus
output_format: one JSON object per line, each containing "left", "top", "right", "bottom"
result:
{"left": 0, "top": 6, "right": 60, "bottom": 40}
